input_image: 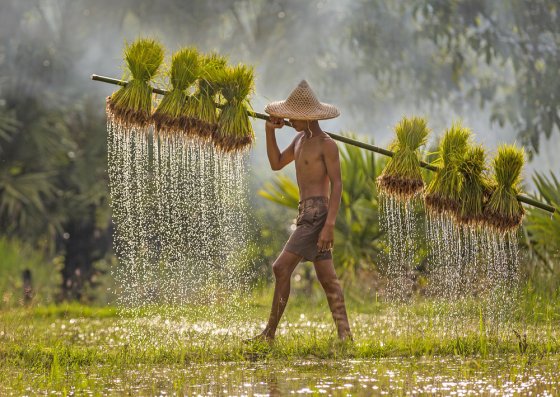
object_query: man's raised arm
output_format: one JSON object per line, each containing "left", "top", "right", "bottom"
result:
{"left": 265, "top": 116, "right": 296, "bottom": 171}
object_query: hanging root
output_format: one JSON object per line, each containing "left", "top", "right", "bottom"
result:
{"left": 484, "top": 206, "right": 525, "bottom": 233}
{"left": 424, "top": 192, "right": 461, "bottom": 215}
{"left": 377, "top": 174, "right": 424, "bottom": 200}
{"left": 194, "top": 120, "right": 219, "bottom": 141}
{"left": 152, "top": 113, "right": 198, "bottom": 136}
{"left": 212, "top": 131, "right": 253, "bottom": 153}
{"left": 106, "top": 96, "right": 151, "bottom": 129}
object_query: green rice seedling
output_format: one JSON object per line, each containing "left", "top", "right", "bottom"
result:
{"left": 377, "top": 116, "right": 430, "bottom": 200}
{"left": 215, "top": 64, "right": 255, "bottom": 152}
{"left": 424, "top": 122, "right": 472, "bottom": 215}
{"left": 484, "top": 144, "right": 525, "bottom": 233}
{"left": 152, "top": 47, "right": 200, "bottom": 136}
{"left": 186, "top": 52, "right": 228, "bottom": 141}
{"left": 107, "top": 38, "right": 165, "bottom": 128}
{"left": 456, "top": 145, "right": 493, "bottom": 227}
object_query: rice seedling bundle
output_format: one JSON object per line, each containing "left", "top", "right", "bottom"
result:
{"left": 152, "top": 47, "right": 200, "bottom": 136}
{"left": 424, "top": 122, "right": 472, "bottom": 215}
{"left": 377, "top": 116, "right": 430, "bottom": 200}
{"left": 215, "top": 64, "right": 255, "bottom": 152}
{"left": 456, "top": 145, "right": 492, "bottom": 227}
{"left": 484, "top": 144, "right": 525, "bottom": 233}
{"left": 186, "top": 52, "right": 228, "bottom": 141}
{"left": 106, "top": 38, "right": 165, "bottom": 128}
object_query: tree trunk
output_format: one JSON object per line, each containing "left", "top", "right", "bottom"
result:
{"left": 59, "top": 205, "right": 111, "bottom": 302}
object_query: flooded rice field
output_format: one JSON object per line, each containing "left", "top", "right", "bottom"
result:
{"left": 5, "top": 356, "right": 559, "bottom": 395}
{"left": 1, "top": 301, "right": 559, "bottom": 396}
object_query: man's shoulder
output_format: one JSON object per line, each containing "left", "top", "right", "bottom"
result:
{"left": 320, "top": 134, "right": 338, "bottom": 151}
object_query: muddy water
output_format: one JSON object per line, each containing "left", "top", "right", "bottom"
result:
{"left": 7, "top": 357, "right": 559, "bottom": 396}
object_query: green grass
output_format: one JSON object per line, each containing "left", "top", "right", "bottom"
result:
{"left": 123, "top": 37, "right": 165, "bottom": 82}
{"left": 0, "top": 237, "right": 61, "bottom": 307}
{"left": 152, "top": 47, "right": 200, "bottom": 134}
{"left": 1, "top": 285, "right": 559, "bottom": 394}
{"left": 425, "top": 122, "right": 472, "bottom": 215}
{"left": 377, "top": 116, "right": 430, "bottom": 200}
{"left": 485, "top": 144, "right": 526, "bottom": 233}
{"left": 457, "top": 144, "right": 492, "bottom": 226}
{"left": 187, "top": 52, "right": 228, "bottom": 140}
{"left": 215, "top": 64, "right": 255, "bottom": 152}
{"left": 107, "top": 37, "right": 165, "bottom": 127}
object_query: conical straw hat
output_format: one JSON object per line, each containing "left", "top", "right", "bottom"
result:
{"left": 265, "top": 80, "right": 340, "bottom": 120}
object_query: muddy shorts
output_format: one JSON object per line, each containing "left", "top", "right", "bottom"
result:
{"left": 283, "top": 196, "right": 333, "bottom": 262}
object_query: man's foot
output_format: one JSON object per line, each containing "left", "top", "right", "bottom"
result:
{"left": 338, "top": 333, "right": 354, "bottom": 343}
{"left": 242, "top": 332, "right": 274, "bottom": 345}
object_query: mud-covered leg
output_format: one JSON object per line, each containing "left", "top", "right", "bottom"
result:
{"left": 258, "top": 250, "right": 302, "bottom": 340}
{"left": 314, "top": 258, "right": 352, "bottom": 340}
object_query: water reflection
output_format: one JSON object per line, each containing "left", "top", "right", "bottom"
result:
{"left": 123, "top": 357, "right": 559, "bottom": 395}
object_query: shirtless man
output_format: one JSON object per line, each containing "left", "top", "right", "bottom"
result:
{"left": 251, "top": 80, "right": 352, "bottom": 342}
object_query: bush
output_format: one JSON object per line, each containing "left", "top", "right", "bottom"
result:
{"left": 0, "top": 237, "right": 61, "bottom": 307}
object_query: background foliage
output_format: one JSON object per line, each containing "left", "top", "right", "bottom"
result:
{"left": 0, "top": 0, "right": 558, "bottom": 304}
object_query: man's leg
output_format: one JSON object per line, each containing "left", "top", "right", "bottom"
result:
{"left": 314, "top": 258, "right": 352, "bottom": 340}
{"left": 259, "top": 250, "right": 303, "bottom": 340}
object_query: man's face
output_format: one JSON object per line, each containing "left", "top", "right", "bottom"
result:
{"left": 289, "top": 119, "right": 308, "bottom": 132}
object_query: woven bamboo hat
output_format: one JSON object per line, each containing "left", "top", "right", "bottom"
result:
{"left": 265, "top": 80, "right": 340, "bottom": 120}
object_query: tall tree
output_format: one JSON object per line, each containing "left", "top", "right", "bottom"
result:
{"left": 349, "top": 0, "right": 560, "bottom": 156}
{"left": 0, "top": 1, "right": 112, "bottom": 300}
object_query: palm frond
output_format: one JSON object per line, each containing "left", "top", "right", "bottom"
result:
{"left": 524, "top": 171, "right": 560, "bottom": 264}
{"left": 0, "top": 109, "right": 19, "bottom": 145}
{"left": 0, "top": 170, "right": 60, "bottom": 234}
{"left": 258, "top": 174, "right": 299, "bottom": 209}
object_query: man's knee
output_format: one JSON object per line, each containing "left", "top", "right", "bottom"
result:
{"left": 272, "top": 260, "right": 291, "bottom": 280}
{"left": 272, "top": 250, "right": 301, "bottom": 279}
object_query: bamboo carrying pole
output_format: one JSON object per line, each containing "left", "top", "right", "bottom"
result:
{"left": 92, "top": 74, "right": 556, "bottom": 214}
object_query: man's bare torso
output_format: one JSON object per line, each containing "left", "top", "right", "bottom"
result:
{"left": 294, "top": 132, "right": 332, "bottom": 199}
